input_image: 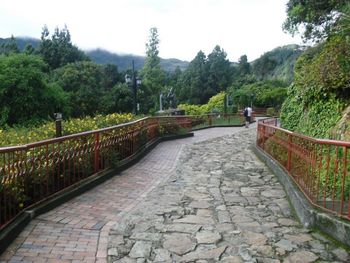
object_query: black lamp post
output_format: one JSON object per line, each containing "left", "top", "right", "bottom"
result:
{"left": 125, "top": 60, "right": 141, "bottom": 115}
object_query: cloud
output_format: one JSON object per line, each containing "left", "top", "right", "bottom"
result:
{"left": 0, "top": 0, "right": 300, "bottom": 62}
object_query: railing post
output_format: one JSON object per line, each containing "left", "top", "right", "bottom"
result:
{"left": 287, "top": 133, "right": 292, "bottom": 172}
{"left": 94, "top": 132, "right": 100, "bottom": 173}
{"left": 261, "top": 124, "right": 266, "bottom": 150}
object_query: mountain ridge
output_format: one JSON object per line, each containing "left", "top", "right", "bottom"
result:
{"left": 0, "top": 37, "right": 189, "bottom": 72}
{"left": 1, "top": 36, "right": 302, "bottom": 80}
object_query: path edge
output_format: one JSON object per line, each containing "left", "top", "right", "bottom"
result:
{"left": 253, "top": 145, "right": 350, "bottom": 248}
{"left": 0, "top": 132, "right": 194, "bottom": 255}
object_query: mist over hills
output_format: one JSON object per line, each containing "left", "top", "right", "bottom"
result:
{"left": 0, "top": 36, "right": 302, "bottom": 82}
{"left": 0, "top": 37, "right": 189, "bottom": 72}
{"left": 85, "top": 48, "right": 189, "bottom": 72}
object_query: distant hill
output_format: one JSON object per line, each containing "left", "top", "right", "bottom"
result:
{"left": 251, "top": 44, "right": 304, "bottom": 84}
{"left": 0, "top": 36, "right": 189, "bottom": 72}
{"left": 86, "top": 49, "right": 189, "bottom": 72}
{"left": 1, "top": 37, "right": 301, "bottom": 77}
{"left": 0, "top": 37, "right": 40, "bottom": 50}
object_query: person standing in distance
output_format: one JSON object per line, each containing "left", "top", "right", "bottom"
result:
{"left": 243, "top": 106, "right": 252, "bottom": 128}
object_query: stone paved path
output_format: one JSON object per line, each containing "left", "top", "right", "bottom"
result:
{"left": 106, "top": 128, "right": 349, "bottom": 262}
{"left": 0, "top": 126, "right": 248, "bottom": 263}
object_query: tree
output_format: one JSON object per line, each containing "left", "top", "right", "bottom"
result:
{"left": 52, "top": 61, "right": 104, "bottom": 117}
{"left": 252, "top": 55, "right": 277, "bottom": 79}
{"left": 24, "top": 44, "right": 36, "bottom": 55}
{"left": 37, "top": 25, "right": 89, "bottom": 69}
{"left": 0, "top": 53, "right": 67, "bottom": 126}
{"left": 99, "top": 83, "right": 133, "bottom": 114}
{"left": 237, "top": 55, "right": 251, "bottom": 76}
{"left": 0, "top": 35, "right": 19, "bottom": 55}
{"left": 100, "top": 64, "right": 122, "bottom": 90}
{"left": 178, "top": 50, "right": 208, "bottom": 104}
{"left": 229, "top": 80, "right": 288, "bottom": 109}
{"left": 207, "top": 45, "right": 233, "bottom": 94}
{"left": 140, "top": 27, "right": 166, "bottom": 112}
{"left": 283, "top": 0, "right": 348, "bottom": 41}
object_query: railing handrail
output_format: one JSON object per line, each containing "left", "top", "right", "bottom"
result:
{"left": 0, "top": 113, "right": 244, "bottom": 230}
{"left": 257, "top": 118, "right": 350, "bottom": 220}
{"left": 258, "top": 118, "right": 350, "bottom": 147}
{"left": 0, "top": 114, "right": 240, "bottom": 152}
{"left": 0, "top": 116, "right": 150, "bottom": 152}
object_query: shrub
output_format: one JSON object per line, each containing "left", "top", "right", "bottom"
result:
{"left": 0, "top": 113, "right": 134, "bottom": 147}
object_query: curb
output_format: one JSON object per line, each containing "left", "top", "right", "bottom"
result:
{"left": 0, "top": 132, "right": 194, "bottom": 255}
{"left": 253, "top": 145, "right": 350, "bottom": 248}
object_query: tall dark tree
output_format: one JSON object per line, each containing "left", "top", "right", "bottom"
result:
{"left": 37, "top": 25, "right": 88, "bottom": 69}
{"left": 237, "top": 55, "right": 251, "bottom": 76}
{"left": 101, "top": 64, "right": 122, "bottom": 90}
{"left": 178, "top": 50, "right": 208, "bottom": 104}
{"left": 207, "top": 45, "right": 233, "bottom": 94}
{"left": 99, "top": 83, "right": 133, "bottom": 114}
{"left": 140, "top": 27, "right": 165, "bottom": 112}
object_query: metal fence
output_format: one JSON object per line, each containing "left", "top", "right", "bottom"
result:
{"left": 0, "top": 116, "right": 196, "bottom": 229}
{"left": 257, "top": 118, "right": 350, "bottom": 220}
{"left": 0, "top": 114, "right": 246, "bottom": 229}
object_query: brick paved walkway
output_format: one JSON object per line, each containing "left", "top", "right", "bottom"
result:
{"left": 0, "top": 126, "right": 249, "bottom": 263}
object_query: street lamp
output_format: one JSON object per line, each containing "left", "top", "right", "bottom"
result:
{"left": 125, "top": 60, "right": 141, "bottom": 115}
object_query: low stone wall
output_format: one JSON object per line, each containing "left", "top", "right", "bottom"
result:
{"left": 253, "top": 145, "right": 350, "bottom": 248}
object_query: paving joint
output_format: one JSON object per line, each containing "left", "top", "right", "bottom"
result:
{"left": 1, "top": 124, "right": 349, "bottom": 262}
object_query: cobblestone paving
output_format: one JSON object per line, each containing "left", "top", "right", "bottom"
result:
{"left": 0, "top": 127, "right": 244, "bottom": 263}
{"left": 107, "top": 129, "right": 350, "bottom": 263}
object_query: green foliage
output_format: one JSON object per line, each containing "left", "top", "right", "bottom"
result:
{"left": 178, "top": 92, "right": 239, "bottom": 115}
{"left": 0, "top": 36, "right": 40, "bottom": 52}
{"left": 294, "top": 36, "right": 350, "bottom": 102}
{"left": 37, "top": 25, "right": 89, "bottom": 69}
{"left": 86, "top": 48, "right": 189, "bottom": 72}
{"left": 52, "top": 61, "right": 105, "bottom": 117}
{"left": 280, "top": 36, "right": 349, "bottom": 139}
{"left": 206, "top": 92, "right": 226, "bottom": 113}
{"left": 281, "top": 93, "right": 343, "bottom": 138}
{"left": 207, "top": 46, "right": 234, "bottom": 94}
{"left": 237, "top": 55, "right": 251, "bottom": 76}
{"left": 283, "top": 0, "right": 348, "bottom": 41}
{"left": 177, "top": 46, "right": 233, "bottom": 105}
{"left": 0, "top": 113, "right": 134, "bottom": 147}
{"left": 0, "top": 53, "right": 67, "bottom": 126}
{"left": 99, "top": 83, "right": 133, "bottom": 114}
{"left": 266, "top": 107, "right": 275, "bottom": 116}
{"left": 251, "top": 45, "right": 303, "bottom": 84}
{"left": 177, "top": 50, "right": 208, "bottom": 104}
{"left": 140, "top": 27, "right": 166, "bottom": 112}
{"left": 335, "top": 3, "right": 350, "bottom": 38}
{"left": 0, "top": 35, "right": 19, "bottom": 55}
{"left": 229, "top": 80, "right": 288, "bottom": 109}
{"left": 177, "top": 103, "right": 207, "bottom": 115}
{"left": 100, "top": 64, "right": 122, "bottom": 90}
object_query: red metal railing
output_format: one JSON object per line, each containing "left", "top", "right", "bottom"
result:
{"left": 257, "top": 118, "right": 350, "bottom": 220}
{"left": 0, "top": 113, "right": 245, "bottom": 229}
{"left": 0, "top": 116, "right": 194, "bottom": 229}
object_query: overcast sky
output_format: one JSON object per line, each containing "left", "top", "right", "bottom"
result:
{"left": 0, "top": 0, "right": 300, "bottom": 62}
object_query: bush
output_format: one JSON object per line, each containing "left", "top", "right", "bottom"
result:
{"left": 280, "top": 35, "right": 349, "bottom": 139}
{"left": 266, "top": 107, "right": 275, "bottom": 116}
{"left": 178, "top": 103, "right": 207, "bottom": 115}
{"left": 0, "top": 113, "right": 134, "bottom": 147}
